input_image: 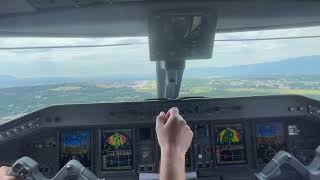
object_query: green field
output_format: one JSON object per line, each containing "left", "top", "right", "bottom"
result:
{"left": 1, "top": 75, "right": 320, "bottom": 122}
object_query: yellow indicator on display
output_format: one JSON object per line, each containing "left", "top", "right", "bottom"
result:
{"left": 106, "top": 133, "right": 128, "bottom": 148}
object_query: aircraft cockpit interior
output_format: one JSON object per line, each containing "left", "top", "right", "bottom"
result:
{"left": 1, "top": 1, "right": 320, "bottom": 180}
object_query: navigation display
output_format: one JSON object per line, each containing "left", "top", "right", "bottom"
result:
{"left": 214, "top": 123, "right": 247, "bottom": 165}
{"left": 101, "top": 129, "right": 133, "bottom": 170}
{"left": 60, "top": 130, "right": 91, "bottom": 168}
{"left": 256, "top": 122, "right": 285, "bottom": 163}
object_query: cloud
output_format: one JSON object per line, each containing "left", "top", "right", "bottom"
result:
{"left": 0, "top": 27, "right": 320, "bottom": 77}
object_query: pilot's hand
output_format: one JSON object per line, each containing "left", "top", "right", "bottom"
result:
{"left": 0, "top": 166, "right": 21, "bottom": 180}
{"left": 156, "top": 107, "right": 193, "bottom": 155}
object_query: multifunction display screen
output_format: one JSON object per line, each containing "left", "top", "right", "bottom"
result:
{"left": 256, "top": 122, "right": 285, "bottom": 163}
{"left": 214, "top": 123, "right": 247, "bottom": 165}
{"left": 60, "top": 130, "right": 91, "bottom": 168}
{"left": 101, "top": 129, "right": 133, "bottom": 170}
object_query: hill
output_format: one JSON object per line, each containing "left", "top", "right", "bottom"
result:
{"left": 185, "top": 55, "right": 320, "bottom": 77}
{"left": 0, "top": 75, "right": 155, "bottom": 88}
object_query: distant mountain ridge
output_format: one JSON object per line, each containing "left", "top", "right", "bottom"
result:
{"left": 185, "top": 55, "right": 320, "bottom": 77}
{"left": 0, "top": 75, "right": 17, "bottom": 81}
{"left": 1, "top": 55, "right": 320, "bottom": 88}
{"left": 0, "top": 75, "right": 155, "bottom": 88}
{"left": 0, "top": 76, "right": 80, "bottom": 88}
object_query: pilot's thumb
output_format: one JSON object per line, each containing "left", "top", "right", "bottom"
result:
{"left": 156, "top": 111, "right": 166, "bottom": 130}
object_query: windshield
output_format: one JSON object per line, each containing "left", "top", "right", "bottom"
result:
{"left": 1, "top": 26, "right": 320, "bottom": 123}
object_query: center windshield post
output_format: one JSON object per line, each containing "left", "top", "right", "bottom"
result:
{"left": 156, "top": 60, "right": 185, "bottom": 99}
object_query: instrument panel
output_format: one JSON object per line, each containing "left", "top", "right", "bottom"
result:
{"left": 1, "top": 95, "right": 320, "bottom": 180}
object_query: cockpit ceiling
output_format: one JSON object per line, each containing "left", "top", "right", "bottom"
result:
{"left": 1, "top": 0, "right": 320, "bottom": 37}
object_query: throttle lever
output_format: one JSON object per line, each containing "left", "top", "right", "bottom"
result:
{"left": 255, "top": 145, "right": 320, "bottom": 180}
{"left": 10, "top": 156, "right": 101, "bottom": 180}
{"left": 9, "top": 156, "right": 46, "bottom": 179}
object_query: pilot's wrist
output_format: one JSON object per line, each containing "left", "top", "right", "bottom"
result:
{"left": 161, "top": 146, "right": 186, "bottom": 160}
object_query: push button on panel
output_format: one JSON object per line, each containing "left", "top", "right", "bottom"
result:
{"left": 139, "top": 165, "right": 145, "bottom": 172}
{"left": 147, "top": 165, "right": 153, "bottom": 171}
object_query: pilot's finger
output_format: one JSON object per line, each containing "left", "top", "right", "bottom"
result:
{"left": 0, "top": 166, "right": 22, "bottom": 180}
{"left": 156, "top": 112, "right": 166, "bottom": 129}
{"left": 165, "top": 111, "right": 170, "bottom": 120}
{"left": 165, "top": 108, "right": 187, "bottom": 127}
{"left": 167, "top": 107, "right": 179, "bottom": 117}
{"left": 0, "top": 166, "right": 11, "bottom": 176}
{"left": 4, "top": 176, "right": 21, "bottom": 180}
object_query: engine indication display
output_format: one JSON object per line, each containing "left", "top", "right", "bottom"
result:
{"left": 256, "top": 122, "right": 285, "bottom": 163}
{"left": 101, "top": 129, "right": 133, "bottom": 170}
{"left": 214, "top": 123, "right": 247, "bottom": 165}
{"left": 60, "top": 130, "right": 91, "bottom": 168}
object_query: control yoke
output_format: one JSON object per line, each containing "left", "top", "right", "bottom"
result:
{"left": 9, "top": 157, "right": 101, "bottom": 180}
{"left": 255, "top": 145, "right": 320, "bottom": 180}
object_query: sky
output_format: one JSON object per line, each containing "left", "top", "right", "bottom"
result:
{"left": 0, "top": 26, "right": 320, "bottom": 78}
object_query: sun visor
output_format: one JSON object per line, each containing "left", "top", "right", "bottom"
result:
{"left": 148, "top": 9, "right": 217, "bottom": 61}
